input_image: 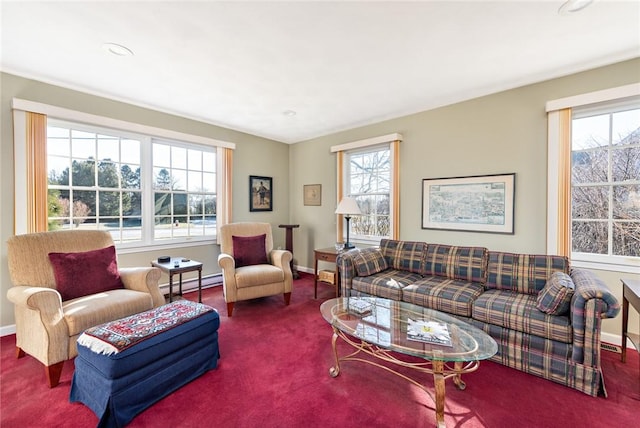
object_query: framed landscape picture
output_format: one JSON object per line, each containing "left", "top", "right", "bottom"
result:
{"left": 422, "top": 173, "right": 515, "bottom": 234}
{"left": 249, "top": 175, "right": 272, "bottom": 212}
{"left": 303, "top": 184, "right": 322, "bottom": 206}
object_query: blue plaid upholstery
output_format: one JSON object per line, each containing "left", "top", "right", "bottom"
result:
{"left": 402, "top": 277, "right": 484, "bottom": 317}
{"left": 423, "top": 244, "right": 488, "bottom": 283}
{"left": 536, "top": 272, "right": 575, "bottom": 316}
{"left": 335, "top": 239, "right": 620, "bottom": 397}
{"left": 473, "top": 289, "right": 573, "bottom": 343}
{"left": 351, "top": 269, "right": 421, "bottom": 300}
{"left": 379, "top": 239, "right": 426, "bottom": 274}
{"left": 486, "top": 252, "right": 569, "bottom": 295}
{"left": 352, "top": 248, "right": 389, "bottom": 277}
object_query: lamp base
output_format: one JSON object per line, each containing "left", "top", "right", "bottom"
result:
{"left": 343, "top": 242, "right": 355, "bottom": 249}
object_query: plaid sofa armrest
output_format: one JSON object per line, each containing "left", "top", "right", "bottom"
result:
{"left": 336, "top": 249, "right": 360, "bottom": 296}
{"left": 569, "top": 268, "right": 621, "bottom": 365}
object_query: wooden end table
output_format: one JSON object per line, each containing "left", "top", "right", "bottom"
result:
{"left": 314, "top": 247, "right": 342, "bottom": 299}
{"left": 621, "top": 278, "right": 640, "bottom": 363}
{"left": 151, "top": 258, "right": 203, "bottom": 303}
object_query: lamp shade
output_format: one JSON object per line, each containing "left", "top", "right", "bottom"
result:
{"left": 335, "top": 197, "right": 361, "bottom": 215}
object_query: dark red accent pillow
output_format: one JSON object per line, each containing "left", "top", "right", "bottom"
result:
{"left": 48, "top": 245, "right": 125, "bottom": 301}
{"left": 232, "top": 234, "right": 268, "bottom": 268}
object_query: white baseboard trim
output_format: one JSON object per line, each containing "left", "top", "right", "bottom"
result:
{"left": 1, "top": 325, "right": 16, "bottom": 337}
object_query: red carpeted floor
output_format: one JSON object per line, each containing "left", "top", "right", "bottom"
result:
{"left": 1, "top": 273, "right": 638, "bottom": 427}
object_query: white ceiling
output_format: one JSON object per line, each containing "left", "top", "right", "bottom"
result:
{"left": 2, "top": 1, "right": 639, "bottom": 144}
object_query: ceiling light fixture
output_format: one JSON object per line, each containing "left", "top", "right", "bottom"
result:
{"left": 558, "top": 0, "right": 594, "bottom": 15}
{"left": 282, "top": 110, "right": 297, "bottom": 117}
{"left": 102, "top": 42, "right": 134, "bottom": 57}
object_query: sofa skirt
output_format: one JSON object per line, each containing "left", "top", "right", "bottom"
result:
{"left": 70, "top": 304, "right": 220, "bottom": 428}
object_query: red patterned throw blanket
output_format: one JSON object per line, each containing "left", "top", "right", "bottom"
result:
{"left": 77, "top": 300, "right": 215, "bottom": 355}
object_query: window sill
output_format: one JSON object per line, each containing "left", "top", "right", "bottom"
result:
{"left": 117, "top": 238, "right": 216, "bottom": 255}
{"left": 571, "top": 258, "right": 639, "bottom": 274}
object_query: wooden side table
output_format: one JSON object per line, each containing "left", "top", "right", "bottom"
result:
{"left": 621, "top": 278, "right": 640, "bottom": 364}
{"left": 151, "top": 258, "right": 203, "bottom": 303}
{"left": 314, "top": 247, "right": 342, "bottom": 299}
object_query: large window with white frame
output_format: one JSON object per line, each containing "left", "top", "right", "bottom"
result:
{"left": 571, "top": 102, "right": 640, "bottom": 261}
{"left": 47, "top": 119, "right": 218, "bottom": 247}
{"left": 346, "top": 145, "right": 392, "bottom": 241}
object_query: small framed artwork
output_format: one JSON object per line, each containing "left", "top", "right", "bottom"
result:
{"left": 303, "top": 184, "right": 322, "bottom": 206}
{"left": 249, "top": 175, "right": 273, "bottom": 212}
{"left": 422, "top": 173, "right": 515, "bottom": 234}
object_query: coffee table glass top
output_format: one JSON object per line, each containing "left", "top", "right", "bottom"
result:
{"left": 320, "top": 297, "right": 497, "bottom": 362}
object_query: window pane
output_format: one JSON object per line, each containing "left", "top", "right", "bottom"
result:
{"left": 188, "top": 149, "right": 202, "bottom": 170}
{"left": 572, "top": 149, "right": 608, "bottom": 184}
{"left": 99, "top": 191, "right": 120, "bottom": 216}
{"left": 613, "top": 222, "right": 640, "bottom": 257}
{"left": 188, "top": 171, "right": 202, "bottom": 192}
{"left": 612, "top": 146, "right": 640, "bottom": 182}
{"left": 172, "top": 169, "right": 187, "bottom": 191}
{"left": 172, "top": 146, "right": 187, "bottom": 169}
{"left": 121, "top": 140, "right": 140, "bottom": 164}
{"left": 203, "top": 152, "right": 216, "bottom": 173}
{"left": 614, "top": 185, "right": 640, "bottom": 220}
{"left": 203, "top": 173, "right": 216, "bottom": 192}
{"left": 204, "top": 196, "right": 216, "bottom": 215}
{"left": 153, "top": 144, "right": 171, "bottom": 167}
{"left": 72, "top": 159, "right": 95, "bottom": 186}
{"left": 572, "top": 221, "right": 607, "bottom": 254}
{"left": 172, "top": 193, "right": 188, "bottom": 215}
{"left": 153, "top": 168, "right": 173, "bottom": 190}
{"left": 71, "top": 131, "right": 96, "bottom": 159}
{"left": 173, "top": 216, "right": 188, "bottom": 237}
{"left": 612, "top": 109, "right": 640, "bottom": 145}
{"left": 572, "top": 114, "right": 609, "bottom": 150}
{"left": 572, "top": 186, "right": 608, "bottom": 219}
{"left": 48, "top": 156, "right": 69, "bottom": 185}
{"left": 47, "top": 137, "right": 70, "bottom": 157}
{"left": 97, "top": 135, "right": 119, "bottom": 161}
{"left": 98, "top": 161, "right": 120, "bottom": 188}
{"left": 121, "top": 164, "right": 141, "bottom": 189}
{"left": 154, "top": 192, "right": 171, "bottom": 215}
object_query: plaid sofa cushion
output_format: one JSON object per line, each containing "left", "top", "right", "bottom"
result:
{"left": 473, "top": 289, "right": 573, "bottom": 343}
{"left": 536, "top": 272, "right": 575, "bottom": 316}
{"left": 423, "top": 244, "right": 488, "bottom": 283}
{"left": 379, "top": 239, "right": 426, "bottom": 274}
{"left": 351, "top": 269, "right": 421, "bottom": 301}
{"left": 352, "top": 248, "right": 389, "bottom": 277}
{"left": 486, "top": 252, "right": 570, "bottom": 295}
{"left": 402, "top": 276, "right": 485, "bottom": 317}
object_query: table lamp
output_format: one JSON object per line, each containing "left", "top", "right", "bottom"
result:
{"left": 335, "top": 197, "right": 361, "bottom": 249}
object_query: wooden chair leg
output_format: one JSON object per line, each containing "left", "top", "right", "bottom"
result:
{"left": 226, "top": 301, "right": 234, "bottom": 317}
{"left": 45, "top": 361, "right": 65, "bottom": 388}
{"left": 16, "top": 347, "right": 25, "bottom": 359}
{"left": 284, "top": 292, "right": 291, "bottom": 306}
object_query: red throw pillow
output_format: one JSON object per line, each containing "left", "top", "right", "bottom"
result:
{"left": 232, "top": 234, "right": 268, "bottom": 268}
{"left": 48, "top": 245, "right": 125, "bottom": 301}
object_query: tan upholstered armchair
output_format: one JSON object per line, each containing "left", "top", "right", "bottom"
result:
{"left": 217, "top": 222, "right": 293, "bottom": 316}
{"left": 6, "top": 230, "right": 163, "bottom": 387}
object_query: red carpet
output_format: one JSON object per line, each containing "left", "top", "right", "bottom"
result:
{"left": 1, "top": 273, "right": 637, "bottom": 427}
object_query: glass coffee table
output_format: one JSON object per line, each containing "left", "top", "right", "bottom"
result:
{"left": 320, "top": 297, "right": 498, "bottom": 428}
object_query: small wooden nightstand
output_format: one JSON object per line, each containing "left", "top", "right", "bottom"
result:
{"left": 314, "top": 247, "right": 342, "bottom": 299}
{"left": 621, "top": 278, "right": 640, "bottom": 364}
{"left": 151, "top": 258, "right": 203, "bottom": 303}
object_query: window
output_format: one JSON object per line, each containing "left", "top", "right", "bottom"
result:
{"left": 571, "top": 104, "right": 640, "bottom": 259}
{"left": 546, "top": 84, "right": 640, "bottom": 273}
{"left": 347, "top": 146, "right": 391, "bottom": 240}
{"left": 152, "top": 140, "right": 217, "bottom": 241}
{"left": 332, "top": 133, "right": 401, "bottom": 245}
{"left": 46, "top": 120, "right": 218, "bottom": 247}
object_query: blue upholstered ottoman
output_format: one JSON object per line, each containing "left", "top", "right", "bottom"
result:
{"left": 70, "top": 300, "right": 220, "bottom": 428}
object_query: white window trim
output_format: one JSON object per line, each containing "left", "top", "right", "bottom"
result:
{"left": 12, "top": 98, "right": 235, "bottom": 251}
{"left": 546, "top": 83, "right": 640, "bottom": 274}
{"left": 332, "top": 133, "right": 402, "bottom": 245}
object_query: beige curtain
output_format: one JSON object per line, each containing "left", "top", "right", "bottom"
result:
{"left": 336, "top": 151, "right": 345, "bottom": 243}
{"left": 216, "top": 147, "right": 233, "bottom": 243}
{"left": 25, "top": 112, "right": 48, "bottom": 233}
{"left": 556, "top": 108, "right": 572, "bottom": 258}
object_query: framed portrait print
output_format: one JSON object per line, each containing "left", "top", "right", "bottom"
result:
{"left": 303, "top": 184, "right": 322, "bottom": 206}
{"left": 422, "top": 173, "right": 515, "bottom": 234}
{"left": 249, "top": 175, "right": 273, "bottom": 212}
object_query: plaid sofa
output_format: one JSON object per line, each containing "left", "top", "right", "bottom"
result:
{"left": 336, "top": 239, "right": 620, "bottom": 397}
